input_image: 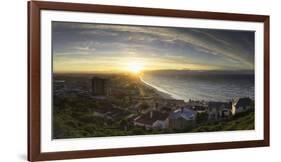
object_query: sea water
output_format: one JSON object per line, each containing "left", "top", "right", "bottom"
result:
{"left": 141, "top": 72, "right": 254, "bottom": 102}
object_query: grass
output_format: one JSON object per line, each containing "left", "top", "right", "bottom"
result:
{"left": 192, "top": 111, "right": 254, "bottom": 132}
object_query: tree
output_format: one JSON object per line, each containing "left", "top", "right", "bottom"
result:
{"left": 196, "top": 112, "right": 208, "bottom": 124}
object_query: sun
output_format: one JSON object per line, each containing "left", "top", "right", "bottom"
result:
{"left": 127, "top": 62, "right": 143, "bottom": 74}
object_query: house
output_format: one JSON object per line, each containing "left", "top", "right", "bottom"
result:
{"left": 153, "top": 98, "right": 186, "bottom": 111}
{"left": 91, "top": 77, "right": 109, "bottom": 96}
{"left": 135, "top": 101, "right": 151, "bottom": 114}
{"left": 168, "top": 107, "right": 197, "bottom": 129}
{"left": 161, "top": 106, "right": 172, "bottom": 113}
{"left": 192, "top": 105, "right": 208, "bottom": 113}
{"left": 134, "top": 110, "right": 169, "bottom": 129}
{"left": 207, "top": 102, "right": 231, "bottom": 120}
{"left": 231, "top": 97, "right": 253, "bottom": 115}
{"left": 93, "top": 106, "right": 129, "bottom": 120}
{"left": 53, "top": 80, "right": 65, "bottom": 91}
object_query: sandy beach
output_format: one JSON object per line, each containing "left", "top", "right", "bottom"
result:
{"left": 139, "top": 76, "right": 175, "bottom": 100}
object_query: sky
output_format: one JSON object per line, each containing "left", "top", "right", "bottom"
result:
{"left": 52, "top": 21, "right": 255, "bottom": 73}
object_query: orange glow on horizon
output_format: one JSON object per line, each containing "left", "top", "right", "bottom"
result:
{"left": 126, "top": 62, "right": 144, "bottom": 74}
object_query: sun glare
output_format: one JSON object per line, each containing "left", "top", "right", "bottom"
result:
{"left": 127, "top": 62, "right": 143, "bottom": 74}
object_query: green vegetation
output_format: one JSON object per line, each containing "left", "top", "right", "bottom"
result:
{"left": 192, "top": 111, "right": 254, "bottom": 132}
{"left": 196, "top": 112, "right": 209, "bottom": 124}
{"left": 53, "top": 97, "right": 254, "bottom": 139}
{"left": 52, "top": 99, "right": 170, "bottom": 138}
{"left": 52, "top": 74, "right": 255, "bottom": 139}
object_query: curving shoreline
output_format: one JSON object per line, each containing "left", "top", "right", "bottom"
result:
{"left": 139, "top": 76, "right": 180, "bottom": 100}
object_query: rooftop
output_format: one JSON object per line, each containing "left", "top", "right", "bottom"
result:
{"left": 236, "top": 97, "right": 252, "bottom": 107}
{"left": 135, "top": 111, "right": 169, "bottom": 125}
{"left": 208, "top": 102, "right": 231, "bottom": 110}
{"left": 169, "top": 107, "right": 196, "bottom": 120}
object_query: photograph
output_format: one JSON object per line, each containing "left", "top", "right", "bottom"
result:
{"left": 52, "top": 21, "right": 255, "bottom": 139}
{"left": 27, "top": 1, "right": 270, "bottom": 161}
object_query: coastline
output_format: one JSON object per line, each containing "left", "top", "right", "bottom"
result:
{"left": 139, "top": 76, "right": 178, "bottom": 100}
{"left": 139, "top": 74, "right": 254, "bottom": 102}
{"left": 53, "top": 73, "right": 255, "bottom": 139}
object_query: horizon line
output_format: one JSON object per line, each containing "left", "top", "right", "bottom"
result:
{"left": 53, "top": 69, "right": 254, "bottom": 75}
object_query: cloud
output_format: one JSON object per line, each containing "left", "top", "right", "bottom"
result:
{"left": 52, "top": 22, "right": 255, "bottom": 71}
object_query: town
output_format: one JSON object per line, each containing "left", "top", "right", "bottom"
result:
{"left": 53, "top": 73, "right": 254, "bottom": 139}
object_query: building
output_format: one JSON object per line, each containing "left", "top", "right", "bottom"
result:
{"left": 191, "top": 105, "right": 208, "bottom": 113}
{"left": 91, "top": 77, "right": 108, "bottom": 96}
{"left": 135, "top": 102, "right": 151, "bottom": 114}
{"left": 169, "top": 107, "right": 197, "bottom": 129}
{"left": 207, "top": 102, "right": 231, "bottom": 120}
{"left": 153, "top": 98, "right": 186, "bottom": 111}
{"left": 53, "top": 80, "right": 65, "bottom": 91}
{"left": 231, "top": 97, "right": 253, "bottom": 115}
{"left": 134, "top": 110, "right": 169, "bottom": 129}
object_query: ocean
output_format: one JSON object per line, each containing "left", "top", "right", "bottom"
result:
{"left": 141, "top": 71, "right": 254, "bottom": 102}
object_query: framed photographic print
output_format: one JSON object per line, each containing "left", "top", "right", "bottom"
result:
{"left": 28, "top": 1, "right": 270, "bottom": 161}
